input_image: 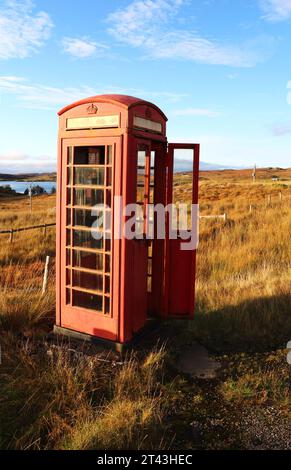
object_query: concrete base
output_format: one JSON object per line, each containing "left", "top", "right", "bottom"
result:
{"left": 177, "top": 341, "right": 220, "bottom": 379}
{"left": 53, "top": 325, "right": 126, "bottom": 353}
{"left": 53, "top": 319, "right": 160, "bottom": 354}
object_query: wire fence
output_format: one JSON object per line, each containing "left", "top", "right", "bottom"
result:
{"left": 0, "top": 191, "right": 290, "bottom": 242}
{"left": 0, "top": 223, "right": 56, "bottom": 242}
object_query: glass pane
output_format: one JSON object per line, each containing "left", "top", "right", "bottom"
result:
{"left": 148, "top": 258, "right": 152, "bottom": 275}
{"left": 105, "top": 238, "right": 111, "bottom": 253}
{"left": 106, "top": 190, "right": 112, "bottom": 207}
{"left": 73, "top": 291, "right": 103, "bottom": 311}
{"left": 148, "top": 276, "right": 152, "bottom": 293}
{"left": 151, "top": 151, "right": 155, "bottom": 169}
{"left": 73, "top": 230, "right": 103, "bottom": 250}
{"left": 73, "top": 250, "right": 103, "bottom": 271}
{"left": 138, "top": 150, "right": 146, "bottom": 168}
{"left": 66, "top": 288, "right": 71, "bottom": 305}
{"left": 66, "top": 269, "right": 71, "bottom": 285}
{"left": 66, "top": 229, "right": 71, "bottom": 245}
{"left": 67, "top": 189, "right": 71, "bottom": 206}
{"left": 105, "top": 254, "right": 111, "bottom": 273}
{"left": 73, "top": 209, "right": 99, "bottom": 228}
{"left": 107, "top": 146, "right": 112, "bottom": 165}
{"left": 67, "top": 167, "right": 73, "bottom": 185}
{"left": 73, "top": 270, "right": 103, "bottom": 292}
{"left": 105, "top": 297, "right": 110, "bottom": 315}
{"left": 105, "top": 275, "right": 110, "bottom": 294}
{"left": 75, "top": 167, "right": 104, "bottom": 186}
{"left": 74, "top": 146, "right": 105, "bottom": 165}
{"left": 74, "top": 188, "right": 104, "bottom": 207}
{"left": 66, "top": 209, "right": 71, "bottom": 226}
{"left": 66, "top": 249, "right": 70, "bottom": 265}
{"left": 68, "top": 147, "right": 73, "bottom": 165}
{"left": 106, "top": 167, "right": 112, "bottom": 186}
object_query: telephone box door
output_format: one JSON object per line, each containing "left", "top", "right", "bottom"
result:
{"left": 59, "top": 137, "right": 121, "bottom": 341}
{"left": 128, "top": 140, "right": 152, "bottom": 334}
{"left": 164, "top": 143, "right": 200, "bottom": 318}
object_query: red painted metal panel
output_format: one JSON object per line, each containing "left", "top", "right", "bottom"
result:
{"left": 164, "top": 143, "right": 200, "bottom": 318}
{"left": 58, "top": 94, "right": 168, "bottom": 122}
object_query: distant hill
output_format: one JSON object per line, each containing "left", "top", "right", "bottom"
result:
{"left": 0, "top": 172, "right": 56, "bottom": 182}
{"left": 199, "top": 162, "right": 244, "bottom": 171}
{"left": 175, "top": 160, "right": 245, "bottom": 172}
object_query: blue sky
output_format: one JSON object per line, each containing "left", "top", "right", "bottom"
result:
{"left": 0, "top": 0, "right": 291, "bottom": 173}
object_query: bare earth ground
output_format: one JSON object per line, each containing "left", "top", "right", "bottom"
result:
{"left": 0, "top": 168, "right": 290, "bottom": 450}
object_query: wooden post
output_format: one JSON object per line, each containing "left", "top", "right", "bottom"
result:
{"left": 43, "top": 224, "right": 47, "bottom": 236}
{"left": 9, "top": 229, "right": 13, "bottom": 243}
{"left": 223, "top": 213, "right": 227, "bottom": 222}
{"left": 279, "top": 192, "right": 282, "bottom": 203}
{"left": 252, "top": 164, "right": 256, "bottom": 183}
{"left": 249, "top": 204, "right": 252, "bottom": 213}
{"left": 42, "top": 256, "right": 50, "bottom": 295}
{"left": 29, "top": 184, "right": 32, "bottom": 214}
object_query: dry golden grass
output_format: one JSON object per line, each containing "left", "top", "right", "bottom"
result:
{"left": 0, "top": 195, "right": 55, "bottom": 265}
{"left": 0, "top": 169, "right": 290, "bottom": 450}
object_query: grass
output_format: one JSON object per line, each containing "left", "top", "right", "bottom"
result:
{"left": 0, "top": 169, "right": 290, "bottom": 449}
{"left": 0, "top": 338, "right": 167, "bottom": 450}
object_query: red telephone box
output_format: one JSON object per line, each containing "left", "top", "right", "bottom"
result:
{"left": 54, "top": 94, "right": 199, "bottom": 349}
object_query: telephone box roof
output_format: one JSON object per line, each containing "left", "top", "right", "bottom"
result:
{"left": 58, "top": 94, "right": 168, "bottom": 121}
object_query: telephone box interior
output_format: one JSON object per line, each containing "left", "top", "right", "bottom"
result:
{"left": 55, "top": 94, "right": 200, "bottom": 347}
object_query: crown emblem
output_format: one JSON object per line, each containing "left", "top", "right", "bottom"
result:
{"left": 87, "top": 104, "right": 98, "bottom": 114}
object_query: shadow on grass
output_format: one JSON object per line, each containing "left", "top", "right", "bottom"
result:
{"left": 187, "top": 292, "right": 291, "bottom": 353}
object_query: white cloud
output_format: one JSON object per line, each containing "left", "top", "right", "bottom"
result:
{"left": 0, "top": 154, "right": 56, "bottom": 174}
{"left": 171, "top": 108, "right": 221, "bottom": 117}
{"left": 62, "top": 37, "right": 109, "bottom": 58}
{"left": 107, "top": 0, "right": 274, "bottom": 67}
{"left": 0, "top": 76, "right": 97, "bottom": 110}
{"left": 0, "top": 76, "right": 186, "bottom": 110}
{"left": 260, "top": 0, "right": 291, "bottom": 21}
{"left": 108, "top": 0, "right": 184, "bottom": 47}
{"left": 0, "top": 0, "right": 53, "bottom": 59}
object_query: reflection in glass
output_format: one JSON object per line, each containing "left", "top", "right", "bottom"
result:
{"left": 75, "top": 188, "right": 104, "bottom": 207}
{"left": 73, "top": 209, "right": 98, "bottom": 228}
{"left": 73, "top": 250, "right": 103, "bottom": 271}
{"left": 75, "top": 168, "right": 104, "bottom": 186}
{"left": 107, "top": 146, "right": 112, "bottom": 165}
{"left": 73, "top": 230, "right": 103, "bottom": 250}
{"left": 74, "top": 146, "right": 105, "bottom": 165}
{"left": 138, "top": 150, "right": 146, "bottom": 168}
{"left": 73, "top": 270, "right": 103, "bottom": 292}
{"left": 73, "top": 291, "right": 103, "bottom": 311}
{"left": 68, "top": 147, "right": 73, "bottom": 165}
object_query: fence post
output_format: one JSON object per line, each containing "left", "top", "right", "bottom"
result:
{"left": 43, "top": 224, "right": 47, "bottom": 236}
{"left": 223, "top": 213, "right": 227, "bottom": 222}
{"left": 279, "top": 192, "right": 282, "bottom": 203}
{"left": 9, "top": 229, "right": 14, "bottom": 243}
{"left": 249, "top": 204, "right": 253, "bottom": 213}
{"left": 42, "top": 256, "right": 50, "bottom": 296}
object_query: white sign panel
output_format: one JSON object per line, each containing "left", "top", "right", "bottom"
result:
{"left": 66, "top": 115, "right": 119, "bottom": 130}
{"left": 133, "top": 116, "right": 162, "bottom": 134}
